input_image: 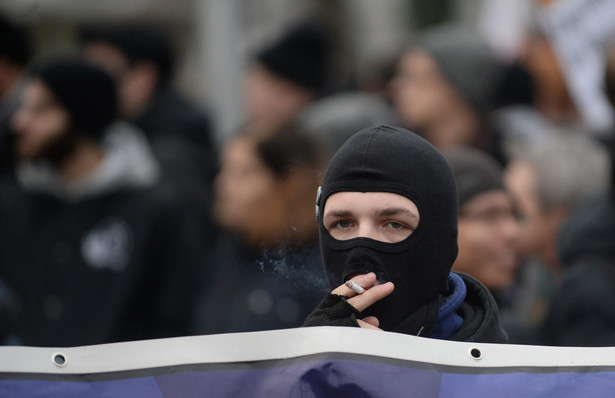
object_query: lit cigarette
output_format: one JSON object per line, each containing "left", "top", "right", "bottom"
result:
{"left": 345, "top": 281, "right": 364, "bottom": 294}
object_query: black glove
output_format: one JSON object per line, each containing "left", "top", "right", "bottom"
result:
{"left": 303, "top": 293, "right": 362, "bottom": 327}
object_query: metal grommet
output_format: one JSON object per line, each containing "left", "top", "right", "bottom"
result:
{"left": 468, "top": 347, "right": 482, "bottom": 360}
{"left": 51, "top": 352, "right": 67, "bottom": 368}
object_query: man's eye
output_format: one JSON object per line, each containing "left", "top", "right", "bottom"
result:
{"left": 387, "top": 222, "right": 405, "bottom": 230}
{"left": 336, "top": 220, "right": 352, "bottom": 229}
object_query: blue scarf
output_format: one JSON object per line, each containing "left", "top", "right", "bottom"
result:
{"left": 428, "top": 272, "right": 466, "bottom": 339}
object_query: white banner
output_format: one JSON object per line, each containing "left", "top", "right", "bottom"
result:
{"left": 1, "top": 327, "right": 615, "bottom": 397}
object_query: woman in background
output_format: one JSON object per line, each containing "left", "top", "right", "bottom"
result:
{"left": 192, "top": 124, "right": 327, "bottom": 334}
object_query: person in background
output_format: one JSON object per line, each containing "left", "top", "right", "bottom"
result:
{"left": 299, "top": 91, "right": 397, "bottom": 160}
{"left": 192, "top": 125, "right": 327, "bottom": 334}
{"left": 538, "top": 43, "right": 615, "bottom": 346}
{"left": 244, "top": 21, "right": 331, "bottom": 131}
{"left": 304, "top": 125, "right": 507, "bottom": 343}
{"left": 392, "top": 25, "right": 508, "bottom": 164}
{"left": 504, "top": 129, "right": 609, "bottom": 343}
{"left": 0, "top": 58, "right": 202, "bottom": 346}
{"left": 443, "top": 147, "right": 524, "bottom": 340}
{"left": 443, "top": 147, "right": 520, "bottom": 298}
{"left": 0, "top": 14, "right": 30, "bottom": 176}
{"left": 505, "top": 132, "right": 609, "bottom": 280}
{"left": 79, "top": 24, "right": 218, "bottom": 237}
{"left": 543, "top": 171, "right": 615, "bottom": 346}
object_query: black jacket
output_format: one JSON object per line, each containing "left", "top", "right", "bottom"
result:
{"left": 193, "top": 233, "right": 327, "bottom": 334}
{"left": 0, "top": 123, "right": 204, "bottom": 347}
{"left": 449, "top": 273, "right": 508, "bottom": 343}
{"left": 541, "top": 192, "right": 615, "bottom": 346}
{"left": 0, "top": 82, "right": 19, "bottom": 177}
{"left": 134, "top": 88, "right": 219, "bottom": 238}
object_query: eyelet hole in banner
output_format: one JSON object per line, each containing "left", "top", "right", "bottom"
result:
{"left": 469, "top": 347, "right": 482, "bottom": 360}
{"left": 52, "top": 352, "right": 67, "bottom": 368}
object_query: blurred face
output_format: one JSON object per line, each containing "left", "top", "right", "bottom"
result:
{"left": 392, "top": 50, "right": 465, "bottom": 132}
{"left": 505, "top": 160, "right": 565, "bottom": 270}
{"left": 11, "top": 79, "right": 72, "bottom": 161}
{"left": 323, "top": 191, "right": 420, "bottom": 244}
{"left": 84, "top": 42, "right": 151, "bottom": 119}
{"left": 454, "top": 191, "right": 520, "bottom": 291}
{"left": 83, "top": 43, "right": 129, "bottom": 82}
{"left": 244, "top": 63, "right": 313, "bottom": 126}
{"left": 214, "top": 137, "right": 282, "bottom": 239}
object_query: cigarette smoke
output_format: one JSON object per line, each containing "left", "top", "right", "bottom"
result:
{"left": 257, "top": 244, "right": 328, "bottom": 292}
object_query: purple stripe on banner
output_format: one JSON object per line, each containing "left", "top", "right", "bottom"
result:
{"left": 0, "top": 359, "right": 440, "bottom": 398}
{"left": 1, "top": 359, "right": 615, "bottom": 397}
{"left": 154, "top": 360, "right": 441, "bottom": 397}
{"left": 0, "top": 377, "right": 164, "bottom": 398}
{"left": 440, "top": 372, "right": 615, "bottom": 397}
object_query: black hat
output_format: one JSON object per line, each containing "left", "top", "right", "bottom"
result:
{"left": 0, "top": 14, "right": 30, "bottom": 66}
{"left": 257, "top": 21, "right": 329, "bottom": 94}
{"left": 79, "top": 24, "right": 173, "bottom": 85}
{"left": 411, "top": 25, "right": 505, "bottom": 113}
{"left": 443, "top": 146, "right": 504, "bottom": 208}
{"left": 28, "top": 58, "right": 117, "bottom": 138}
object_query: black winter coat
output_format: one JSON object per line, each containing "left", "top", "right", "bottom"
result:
{"left": 0, "top": 125, "right": 204, "bottom": 347}
{"left": 541, "top": 192, "right": 615, "bottom": 346}
{"left": 450, "top": 273, "right": 508, "bottom": 343}
{"left": 192, "top": 233, "right": 327, "bottom": 334}
{"left": 0, "top": 176, "right": 202, "bottom": 347}
{"left": 134, "top": 88, "right": 218, "bottom": 237}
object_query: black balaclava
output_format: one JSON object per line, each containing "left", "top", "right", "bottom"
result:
{"left": 316, "top": 125, "right": 458, "bottom": 331}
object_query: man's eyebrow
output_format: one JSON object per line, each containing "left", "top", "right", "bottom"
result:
{"left": 376, "top": 207, "right": 419, "bottom": 219}
{"left": 324, "top": 210, "right": 352, "bottom": 218}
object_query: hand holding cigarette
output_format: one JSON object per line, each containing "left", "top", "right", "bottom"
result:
{"left": 329, "top": 272, "right": 394, "bottom": 331}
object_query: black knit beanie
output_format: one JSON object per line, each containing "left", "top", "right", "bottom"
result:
{"left": 317, "top": 125, "right": 459, "bottom": 331}
{"left": 27, "top": 58, "right": 117, "bottom": 139}
{"left": 411, "top": 25, "right": 505, "bottom": 113}
{"left": 443, "top": 146, "right": 504, "bottom": 208}
{"left": 257, "top": 21, "right": 329, "bottom": 94}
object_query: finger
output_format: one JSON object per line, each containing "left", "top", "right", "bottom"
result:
{"left": 357, "top": 319, "right": 383, "bottom": 331}
{"left": 361, "top": 316, "right": 380, "bottom": 328}
{"left": 347, "top": 282, "right": 394, "bottom": 312}
{"left": 331, "top": 272, "right": 377, "bottom": 296}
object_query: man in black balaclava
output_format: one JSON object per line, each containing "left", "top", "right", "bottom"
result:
{"left": 304, "top": 125, "right": 507, "bottom": 342}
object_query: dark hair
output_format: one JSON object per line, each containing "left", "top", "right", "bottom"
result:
{"left": 79, "top": 24, "right": 174, "bottom": 86}
{"left": 0, "top": 15, "right": 30, "bottom": 66}
{"left": 255, "top": 127, "right": 323, "bottom": 179}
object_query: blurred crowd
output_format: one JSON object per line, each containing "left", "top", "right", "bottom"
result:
{"left": 2, "top": 3, "right": 615, "bottom": 348}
